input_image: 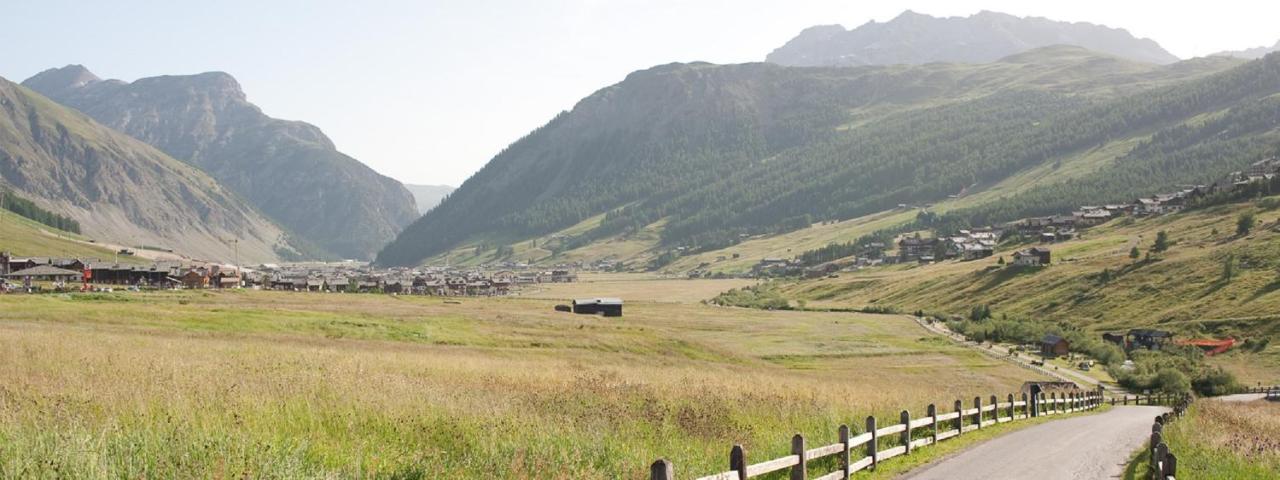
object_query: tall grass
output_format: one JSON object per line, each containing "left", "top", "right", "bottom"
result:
{"left": 1127, "top": 399, "right": 1280, "bottom": 479}
{"left": 0, "top": 290, "right": 1040, "bottom": 478}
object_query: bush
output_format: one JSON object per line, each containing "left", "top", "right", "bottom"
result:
{"left": 1155, "top": 368, "right": 1191, "bottom": 395}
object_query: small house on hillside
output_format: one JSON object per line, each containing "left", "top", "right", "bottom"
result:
{"left": 1040, "top": 334, "right": 1070, "bottom": 358}
{"left": 1012, "top": 247, "right": 1051, "bottom": 266}
{"left": 572, "top": 298, "right": 623, "bottom": 317}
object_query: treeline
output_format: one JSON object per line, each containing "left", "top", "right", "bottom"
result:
{"left": 1, "top": 189, "right": 80, "bottom": 233}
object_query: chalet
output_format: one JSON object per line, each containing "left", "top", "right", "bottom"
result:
{"left": 1040, "top": 334, "right": 1070, "bottom": 358}
{"left": 1012, "top": 247, "right": 1051, "bottom": 266}
{"left": 306, "top": 278, "right": 325, "bottom": 292}
{"left": 1074, "top": 209, "right": 1113, "bottom": 226}
{"left": 572, "top": 298, "right": 623, "bottom": 317}
{"left": 897, "top": 236, "right": 940, "bottom": 261}
{"left": 180, "top": 269, "right": 210, "bottom": 289}
{"left": 1127, "top": 329, "right": 1173, "bottom": 351}
{"left": 328, "top": 276, "right": 349, "bottom": 292}
{"left": 549, "top": 269, "right": 578, "bottom": 283}
{"left": 4, "top": 265, "right": 84, "bottom": 283}
{"left": 1246, "top": 157, "right": 1280, "bottom": 177}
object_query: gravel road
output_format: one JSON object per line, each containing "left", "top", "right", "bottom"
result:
{"left": 902, "top": 406, "right": 1168, "bottom": 480}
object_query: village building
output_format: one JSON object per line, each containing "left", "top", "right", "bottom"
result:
{"left": 5, "top": 265, "right": 84, "bottom": 284}
{"left": 1012, "top": 247, "right": 1051, "bottom": 266}
{"left": 1040, "top": 334, "right": 1070, "bottom": 358}
{"left": 897, "top": 236, "right": 940, "bottom": 262}
{"left": 572, "top": 298, "right": 623, "bottom": 317}
{"left": 1127, "top": 329, "right": 1173, "bottom": 351}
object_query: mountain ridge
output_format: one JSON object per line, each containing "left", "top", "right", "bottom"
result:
{"left": 0, "top": 77, "right": 302, "bottom": 263}
{"left": 23, "top": 66, "right": 418, "bottom": 260}
{"left": 766, "top": 10, "right": 1179, "bottom": 67}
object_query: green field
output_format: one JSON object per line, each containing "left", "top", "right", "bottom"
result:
{"left": 0, "top": 277, "right": 1048, "bottom": 478}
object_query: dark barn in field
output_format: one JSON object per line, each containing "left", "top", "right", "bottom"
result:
{"left": 572, "top": 298, "right": 623, "bottom": 317}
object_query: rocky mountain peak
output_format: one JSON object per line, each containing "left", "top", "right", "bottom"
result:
{"left": 22, "top": 65, "right": 101, "bottom": 96}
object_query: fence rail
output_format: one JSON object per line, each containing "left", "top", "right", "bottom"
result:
{"left": 651, "top": 390, "right": 1104, "bottom": 480}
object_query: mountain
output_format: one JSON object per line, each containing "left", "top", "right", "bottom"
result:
{"left": 375, "top": 46, "right": 1262, "bottom": 267}
{"left": 0, "top": 77, "right": 304, "bottom": 262}
{"left": 766, "top": 10, "right": 1179, "bottom": 67}
{"left": 1212, "top": 40, "right": 1280, "bottom": 60}
{"left": 404, "top": 184, "right": 454, "bottom": 214}
{"left": 22, "top": 66, "right": 418, "bottom": 260}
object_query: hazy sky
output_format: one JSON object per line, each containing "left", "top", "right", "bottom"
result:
{"left": 3, "top": 1, "right": 1277, "bottom": 187}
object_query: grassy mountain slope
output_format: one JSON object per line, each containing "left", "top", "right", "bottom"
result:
{"left": 378, "top": 47, "right": 1246, "bottom": 267}
{"left": 23, "top": 66, "right": 418, "bottom": 260}
{"left": 0, "top": 211, "right": 148, "bottom": 264}
{"left": 0, "top": 77, "right": 300, "bottom": 263}
{"left": 778, "top": 200, "right": 1280, "bottom": 383}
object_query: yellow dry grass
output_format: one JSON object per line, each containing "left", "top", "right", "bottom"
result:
{"left": 0, "top": 287, "right": 1044, "bottom": 478}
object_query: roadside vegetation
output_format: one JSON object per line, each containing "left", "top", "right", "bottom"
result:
{"left": 1125, "top": 399, "right": 1280, "bottom": 479}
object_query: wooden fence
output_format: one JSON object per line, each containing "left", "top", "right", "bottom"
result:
{"left": 1108, "top": 393, "right": 1189, "bottom": 406}
{"left": 1146, "top": 395, "right": 1191, "bottom": 480}
{"left": 650, "top": 390, "right": 1103, "bottom": 480}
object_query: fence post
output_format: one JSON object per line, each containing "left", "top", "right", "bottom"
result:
{"left": 900, "top": 410, "right": 912, "bottom": 454}
{"left": 989, "top": 395, "right": 998, "bottom": 422}
{"left": 866, "top": 416, "right": 878, "bottom": 470}
{"left": 973, "top": 396, "right": 982, "bottom": 429}
{"left": 928, "top": 404, "right": 938, "bottom": 445}
{"left": 732, "top": 448, "right": 747, "bottom": 480}
{"left": 1165, "top": 452, "right": 1177, "bottom": 477}
{"left": 1153, "top": 442, "right": 1168, "bottom": 480}
{"left": 839, "top": 424, "right": 851, "bottom": 479}
{"left": 1007, "top": 393, "right": 1014, "bottom": 420}
{"left": 651, "top": 459, "right": 674, "bottom": 480}
{"left": 952, "top": 399, "right": 962, "bottom": 435}
{"left": 1021, "top": 392, "right": 1029, "bottom": 418}
{"left": 791, "top": 434, "right": 806, "bottom": 480}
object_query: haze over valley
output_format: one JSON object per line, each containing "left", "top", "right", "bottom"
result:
{"left": 2, "top": 4, "right": 1279, "bottom": 479}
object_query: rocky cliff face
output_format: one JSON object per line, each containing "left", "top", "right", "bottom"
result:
{"left": 0, "top": 77, "right": 300, "bottom": 262}
{"left": 23, "top": 66, "right": 418, "bottom": 260}
{"left": 767, "top": 10, "right": 1179, "bottom": 67}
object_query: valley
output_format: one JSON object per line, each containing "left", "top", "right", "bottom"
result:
{"left": 3, "top": 6, "right": 1280, "bottom": 479}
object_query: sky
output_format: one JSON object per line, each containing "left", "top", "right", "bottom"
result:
{"left": 2, "top": 1, "right": 1277, "bottom": 187}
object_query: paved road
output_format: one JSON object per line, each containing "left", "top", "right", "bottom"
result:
{"left": 903, "top": 406, "right": 1167, "bottom": 480}
{"left": 1213, "top": 393, "right": 1267, "bottom": 402}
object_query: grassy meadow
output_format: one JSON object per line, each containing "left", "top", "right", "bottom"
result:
{"left": 0, "top": 277, "right": 1046, "bottom": 478}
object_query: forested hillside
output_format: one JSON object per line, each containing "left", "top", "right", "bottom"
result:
{"left": 377, "top": 48, "right": 1267, "bottom": 267}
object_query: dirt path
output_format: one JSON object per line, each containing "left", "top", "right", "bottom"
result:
{"left": 914, "top": 318, "right": 1127, "bottom": 395}
{"left": 901, "top": 405, "right": 1168, "bottom": 480}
